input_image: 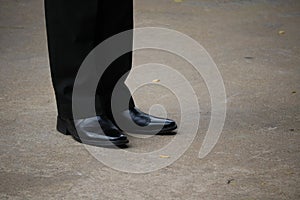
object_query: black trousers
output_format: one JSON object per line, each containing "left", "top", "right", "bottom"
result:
{"left": 45, "top": 0, "right": 134, "bottom": 119}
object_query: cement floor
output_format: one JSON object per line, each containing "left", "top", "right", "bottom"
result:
{"left": 0, "top": 0, "right": 299, "bottom": 199}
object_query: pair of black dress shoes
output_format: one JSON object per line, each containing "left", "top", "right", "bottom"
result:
{"left": 57, "top": 107, "right": 177, "bottom": 147}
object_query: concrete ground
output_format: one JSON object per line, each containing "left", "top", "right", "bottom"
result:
{"left": 0, "top": 0, "right": 299, "bottom": 199}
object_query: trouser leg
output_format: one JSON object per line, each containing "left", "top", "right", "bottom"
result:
{"left": 44, "top": 0, "right": 134, "bottom": 119}
{"left": 95, "top": 0, "right": 135, "bottom": 117}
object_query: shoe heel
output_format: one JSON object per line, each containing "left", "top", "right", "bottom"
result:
{"left": 57, "top": 117, "right": 70, "bottom": 135}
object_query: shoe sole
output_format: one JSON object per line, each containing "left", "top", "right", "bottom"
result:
{"left": 124, "top": 124, "right": 178, "bottom": 135}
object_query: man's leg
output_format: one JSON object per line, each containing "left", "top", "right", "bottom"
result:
{"left": 94, "top": 1, "right": 177, "bottom": 134}
{"left": 44, "top": 0, "right": 128, "bottom": 146}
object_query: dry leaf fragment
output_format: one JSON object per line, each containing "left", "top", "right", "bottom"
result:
{"left": 268, "top": 127, "right": 277, "bottom": 131}
{"left": 159, "top": 155, "right": 170, "bottom": 158}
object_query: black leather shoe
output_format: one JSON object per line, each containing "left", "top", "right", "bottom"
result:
{"left": 56, "top": 115, "right": 129, "bottom": 147}
{"left": 113, "top": 107, "right": 177, "bottom": 134}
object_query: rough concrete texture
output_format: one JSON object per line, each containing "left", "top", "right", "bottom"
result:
{"left": 0, "top": 0, "right": 299, "bottom": 199}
